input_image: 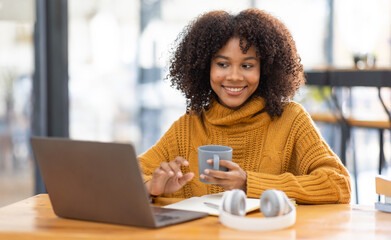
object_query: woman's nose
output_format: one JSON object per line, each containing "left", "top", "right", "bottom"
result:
{"left": 227, "top": 67, "right": 244, "bottom": 81}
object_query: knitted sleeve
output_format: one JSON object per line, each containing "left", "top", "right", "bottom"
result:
{"left": 246, "top": 104, "right": 351, "bottom": 204}
{"left": 137, "top": 114, "right": 189, "bottom": 183}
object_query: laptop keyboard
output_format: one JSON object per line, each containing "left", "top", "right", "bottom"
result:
{"left": 155, "top": 214, "right": 179, "bottom": 222}
{"left": 152, "top": 207, "right": 180, "bottom": 222}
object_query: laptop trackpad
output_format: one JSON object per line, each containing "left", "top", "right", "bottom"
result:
{"left": 151, "top": 206, "right": 207, "bottom": 227}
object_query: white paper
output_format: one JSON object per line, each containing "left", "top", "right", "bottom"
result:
{"left": 163, "top": 192, "right": 260, "bottom": 216}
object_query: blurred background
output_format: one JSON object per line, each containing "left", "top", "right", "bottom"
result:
{"left": 0, "top": 0, "right": 390, "bottom": 206}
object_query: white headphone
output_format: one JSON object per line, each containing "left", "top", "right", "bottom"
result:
{"left": 219, "top": 189, "right": 296, "bottom": 231}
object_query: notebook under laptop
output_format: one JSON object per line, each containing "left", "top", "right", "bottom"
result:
{"left": 30, "top": 137, "right": 208, "bottom": 228}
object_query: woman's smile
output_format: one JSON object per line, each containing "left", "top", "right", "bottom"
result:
{"left": 223, "top": 85, "right": 247, "bottom": 94}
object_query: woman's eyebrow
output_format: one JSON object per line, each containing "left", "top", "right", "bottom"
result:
{"left": 213, "top": 55, "right": 258, "bottom": 61}
{"left": 214, "top": 55, "right": 229, "bottom": 60}
{"left": 243, "top": 56, "right": 258, "bottom": 61}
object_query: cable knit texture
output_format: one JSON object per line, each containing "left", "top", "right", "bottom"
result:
{"left": 138, "top": 97, "right": 351, "bottom": 204}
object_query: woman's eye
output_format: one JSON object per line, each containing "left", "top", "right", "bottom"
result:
{"left": 217, "top": 62, "right": 228, "bottom": 68}
{"left": 242, "top": 64, "right": 253, "bottom": 69}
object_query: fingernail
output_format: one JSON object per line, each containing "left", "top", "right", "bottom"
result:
{"left": 177, "top": 171, "right": 183, "bottom": 177}
{"left": 207, "top": 159, "right": 212, "bottom": 164}
{"left": 200, "top": 174, "right": 204, "bottom": 179}
{"left": 204, "top": 169, "right": 209, "bottom": 174}
{"left": 169, "top": 171, "right": 174, "bottom": 176}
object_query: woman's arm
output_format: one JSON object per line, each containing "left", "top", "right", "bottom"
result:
{"left": 138, "top": 115, "right": 193, "bottom": 197}
{"left": 246, "top": 106, "right": 351, "bottom": 204}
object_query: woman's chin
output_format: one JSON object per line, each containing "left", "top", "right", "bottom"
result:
{"left": 220, "top": 100, "right": 246, "bottom": 110}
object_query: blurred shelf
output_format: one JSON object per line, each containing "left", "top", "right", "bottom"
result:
{"left": 305, "top": 69, "right": 391, "bottom": 87}
{"left": 311, "top": 113, "right": 391, "bottom": 129}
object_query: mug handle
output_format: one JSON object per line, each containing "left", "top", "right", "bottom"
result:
{"left": 213, "top": 154, "right": 219, "bottom": 171}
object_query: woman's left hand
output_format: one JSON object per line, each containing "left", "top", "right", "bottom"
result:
{"left": 200, "top": 160, "right": 247, "bottom": 192}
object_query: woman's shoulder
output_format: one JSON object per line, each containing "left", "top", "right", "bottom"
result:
{"left": 282, "top": 101, "right": 309, "bottom": 116}
{"left": 167, "top": 111, "right": 201, "bottom": 129}
{"left": 178, "top": 111, "right": 202, "bottom": 121}
{"left": 276, "top": 101, "right": 311, "bottom": 124}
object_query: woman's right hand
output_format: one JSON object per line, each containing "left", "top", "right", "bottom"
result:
{"left": 145, "top": 156, "right": 194, "bottom": 196}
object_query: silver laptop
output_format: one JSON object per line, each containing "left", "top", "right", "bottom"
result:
{"left": 30, "top": 137, "right": 207, "bottom": 228}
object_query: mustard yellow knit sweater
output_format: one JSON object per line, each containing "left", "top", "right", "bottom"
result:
{"left": 138, "top": 97, "right": 351, "bottom": 204}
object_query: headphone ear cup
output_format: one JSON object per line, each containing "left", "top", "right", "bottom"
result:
{"left": 260, "top": 189, "right": 283, "bottom": 217}
{"left": 230, "top": 189, "right": 246, "bottom": 216}
{"left": 221, "top": 189, "right": 246, "bottom": 216}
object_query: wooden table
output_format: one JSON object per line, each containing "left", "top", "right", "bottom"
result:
{"left": 0, "top": 194, "right": 390, "bottom": 240}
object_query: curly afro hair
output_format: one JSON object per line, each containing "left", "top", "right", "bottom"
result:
{"left": 168, "top": 8, "right": 305, "bottom": 118}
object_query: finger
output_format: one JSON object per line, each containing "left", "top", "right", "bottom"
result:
{"left": 168, "top": 161, "right": 183, "bottom": 177}
{"left": 153, "top": 167, "right": 165, "bottom": 176}
{"left": 206, "top": 159, "right": 237, "bottom": 169}
{"left": 159, "top": 162, "right": 174, "bottom": 176}
{"left": 200, "top": 174, "right": 232, "bottom": 190}
{"left": 206, "top": 159, "right": 213, "bottom": 166}
{"left": 152, "top": 167, "right": 171, "bottom": 181}
{"left": 174, "top": 156, "right": 189, "bottom": 166}
{"left": 200, "top": 174, "right": 220, "bottom": 185}
{"left": 218, "top": 160, "right": 239, "bottom": 170}
{"left": 171, "top": 156, "right": 189, "bottom": 176}
{"left": 204, "top": 168, "right": 229, "bottom": 180}
{"left": 178, "top": 172, "right": 194, "bottom": 186}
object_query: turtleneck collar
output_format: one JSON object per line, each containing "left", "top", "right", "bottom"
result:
{"left": 203, "top": 96, "right": 270, "bottom": 127}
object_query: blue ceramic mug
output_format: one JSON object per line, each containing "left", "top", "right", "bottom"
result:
{"left": 198, "top": 145, "right": 232, "bottom": 184}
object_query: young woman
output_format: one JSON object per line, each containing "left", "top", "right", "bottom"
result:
{"left": 138, "top": 9, "right": 351, "bottom": 204}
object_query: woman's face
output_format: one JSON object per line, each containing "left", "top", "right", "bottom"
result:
{"left": 210, "top": 37, "right": 260, "bottom": 110}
